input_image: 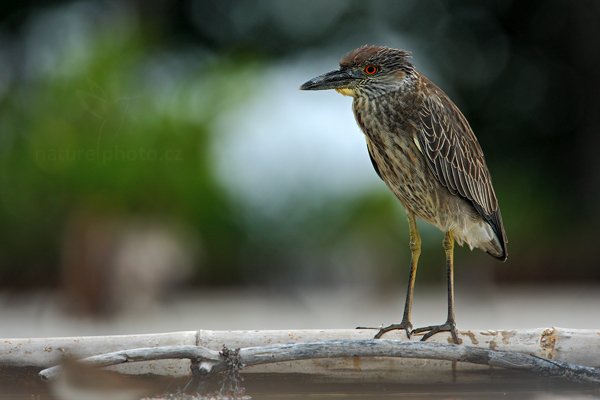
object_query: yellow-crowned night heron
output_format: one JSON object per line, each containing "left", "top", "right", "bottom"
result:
{"left": 300, "top": 45, "right": 507, "bottom": 343}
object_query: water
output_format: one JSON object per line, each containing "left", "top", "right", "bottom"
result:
{"left": 3, "top": 368, "right": 598, "bottom": 400}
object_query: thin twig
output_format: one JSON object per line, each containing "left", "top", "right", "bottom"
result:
{"left": 39, "top": 345, "right": 221, "bottom": 381}
{"left": 38, "top": 339, "right": 600, "bottom": 384}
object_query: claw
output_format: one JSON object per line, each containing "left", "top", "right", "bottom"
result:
{"left": 411, "top": 321, "right": 461, "bottom": 344}
{"left": 372, "top": 320, "right": 413, "bottom": 339}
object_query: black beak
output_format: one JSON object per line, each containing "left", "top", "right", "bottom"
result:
{"left": 300, "top": 69, "right": 356, "bottom": 91}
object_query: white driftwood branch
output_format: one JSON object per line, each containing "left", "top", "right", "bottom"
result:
{"left": 39, "top": 345, "right": 220, "bottom": 380}
{"left": 38, "top": 339, "right": 600, "bottom": 384}
{"left": 3, "top": 328, "right": 600, "bottom": 382}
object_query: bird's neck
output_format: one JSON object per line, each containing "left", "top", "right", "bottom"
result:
{"left": 355, "top": 73, "right": 418, "bottom": 100}
{"left": 352, "top": 75, "right": 423, "bottom": 139}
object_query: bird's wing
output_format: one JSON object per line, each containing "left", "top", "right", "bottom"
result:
{"left": 366, "top": 142, "right": 383, "bottom": 181}
{"left": 415, "top": 85, "right": 506, "bottom": 250}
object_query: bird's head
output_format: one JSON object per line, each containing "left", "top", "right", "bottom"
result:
{"left": 300, "top": 45, "right": 415, "bottom": 98}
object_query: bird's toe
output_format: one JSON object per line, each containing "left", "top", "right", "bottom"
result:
{"left": 412, "top": 321, "right": 461, "bottom": 344}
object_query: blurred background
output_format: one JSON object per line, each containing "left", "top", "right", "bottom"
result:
{"left": 1, "top": 0, "right": 600, "bottom": 335}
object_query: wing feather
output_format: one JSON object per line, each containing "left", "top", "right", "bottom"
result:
{"left": 366, "top": 142, "right": 383, "bottom": 181}
{"left": 416, "top": 80, "right": 507, "bottom": 258}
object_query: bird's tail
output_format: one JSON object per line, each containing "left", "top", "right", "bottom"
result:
{"left": 483, "top": 237, "right": 507, "bottom": 261}
{"left": 483, "top": 209, "right": 507, "bottom": 261}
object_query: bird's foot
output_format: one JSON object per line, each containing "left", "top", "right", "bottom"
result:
{"left": 411, "top": 320, "right": 461, "bottom": 344}
{"left": 356, "top": 320, "right": 412, "bottom": 339}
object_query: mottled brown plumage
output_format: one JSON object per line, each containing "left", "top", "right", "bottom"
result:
{"left": 301, "top": 45, "right": 507, "bottom": 343}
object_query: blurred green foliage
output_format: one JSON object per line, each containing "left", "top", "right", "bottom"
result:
{"left": 0, "top": 23, "right": 256, "bottom": 285}
{"left": 1, "top": 0, "right": 600, "bottom": 289}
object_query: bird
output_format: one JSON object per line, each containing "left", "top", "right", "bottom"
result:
{"left": 300, "top": 45, "right": 507, "bottom": 344}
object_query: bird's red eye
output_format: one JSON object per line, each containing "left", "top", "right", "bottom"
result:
{"left": 364, "top": 64, "right": 378, "bottom": 75}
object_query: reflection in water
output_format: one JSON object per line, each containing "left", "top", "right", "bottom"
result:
{"left": 3, "top": 369, "right": 598, "bottom": 400}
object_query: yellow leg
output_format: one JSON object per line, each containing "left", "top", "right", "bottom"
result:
{"left": 412, "top": 231, "right": 460, "bottom": 344}
{"left": 444, "top": 230, "right": 456, "bottom": 324}
{"left": 374, "top": 212, "right": 421, "bottom": 339}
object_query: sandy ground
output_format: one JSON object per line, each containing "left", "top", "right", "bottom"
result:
{"left": 1, "top": 284, "right": 599, "bottom": 338}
